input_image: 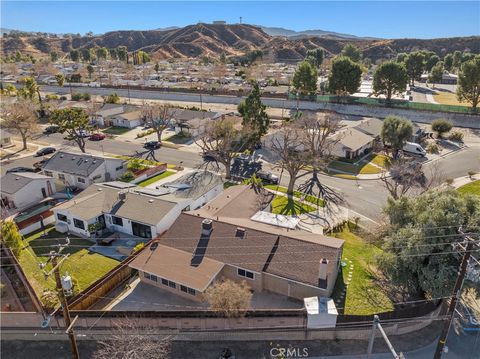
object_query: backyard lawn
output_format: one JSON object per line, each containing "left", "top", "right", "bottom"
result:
{"left": 165, "top": 133, "right": 192, "bottom": 144}
{"left": 331, "top": 226, "right": 393, "bottom": 315}
{"left": 137, "top": 170, "right": 175, "bottom": 187}
{"left": 458, "top": 180, "right": 480, "bottom": 196}
{"left": 433, "top": 90, "right": 468, "bottom": 107}
{"left": 270, "top": 195, "right": 316, "bottom": 215}
{"left": 265, "top": 185, "right": 326, "bottom": 207}
{"left": 18, "top": 226, "right": 119, "bottom": 305}
{"left": 102, "top": 126, "right": 132, "bottom": 135}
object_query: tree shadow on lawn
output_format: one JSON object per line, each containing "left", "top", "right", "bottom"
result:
{"left": 27, "top": 229, "right": 92, "bottom": 258}
{"left": 271, "top": 196, "right": 315, "bottom": 216}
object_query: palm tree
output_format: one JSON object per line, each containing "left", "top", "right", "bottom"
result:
{"left": 23, "top": 77, "right": 44, "bottom": 116}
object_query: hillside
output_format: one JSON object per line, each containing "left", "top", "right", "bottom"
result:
{"left": 1, "top": 23, "right": 478, "bottom": 62}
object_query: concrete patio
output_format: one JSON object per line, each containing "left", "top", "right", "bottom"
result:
{"left": 88, "top": 232, "right": 146, "bottom": 261}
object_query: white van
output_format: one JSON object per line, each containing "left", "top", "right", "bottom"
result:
{"left": 403, "top": 141, "right": 426, "bottom": 157}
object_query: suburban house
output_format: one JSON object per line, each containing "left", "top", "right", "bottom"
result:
{"left": 171, "top": 109, "right": 226, "bottom": 137}
{"left": 53, "top": 171, "right": 223, "bottom": 239}
{"left": 130, "top": 185, "right": 344, "bottom": 301}
{"left": 332, "top": 127, "right": 375, "bottom": 159}
{"left": 41, "top": 151, "right": 127, "bottom": 189}
{"left": 107, "top": 110, "right": 144, "bottom": 129}
{"left": 0, "top": 129, "right": 14, "bottom": 148}
{"left": 352, "top": 118, "right": 383, "bottom": 140}
{"left": 91, "top": 103, "right": 125, "bottom": 127}
{"left": 0, "top": 172, "right": 56, "bottom": 211}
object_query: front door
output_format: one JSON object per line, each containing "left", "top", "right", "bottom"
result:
{"left": 97, "top": 215, "right": 106, "bottom": 230}
{"left": 131, "top": 221, "right": 152, "bottom": 239}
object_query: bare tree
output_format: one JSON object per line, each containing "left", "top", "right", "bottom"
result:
{"left": 204, "top": 279, "right": 253, "bottom": 317}
{"left": 297, "top": 111, "right": 344, "bottom": 207}
{"left": 195, "top": 117, "right": 244, "bottom": 180}
{"left": 94, "top": 318, "right": 171, "bottom": 359}
{"left": 269, "top": 123, "right": 311, "bottom": 195}
{"left": 380, "top": 157, "right": 443, "bottom": 200}
{"left": 1, "top": 100, "right": 39, "bottom": 150}
{"left": 140, "top": 103, "right": 174, "bottom": 143}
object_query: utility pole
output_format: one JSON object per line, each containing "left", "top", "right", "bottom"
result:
{"left": 433, "top": 230, "right": 476, "bottom": 359}
{"left": 367, "top": 315, "right": 405, "bottom": 359}
{"left": 51, "top": 255, "right": 80, "bottom": 359}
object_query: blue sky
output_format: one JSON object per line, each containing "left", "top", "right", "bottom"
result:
{"left": 2, "top": 1, "right": 479, "bottom": 39}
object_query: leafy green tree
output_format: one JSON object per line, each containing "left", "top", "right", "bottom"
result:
{"left": 238, "top": 81, "right": 269, "bottom": 145}
{"left": 50, "top": 51, "right": 59, "bottom": 62}
{"left": 80, "top": 48, "right": 91, "bottom": 62}
{"left": 372, "top": 61, "right": 408, "bottom": 102}
{"left": 456, "top": 58, "right": 480, "bottom": 109}
{"left": 49, "top": 108, "right": 91, "bottom": 153}
{"left": 86, "top": 64, "right": 94, "bottom": 79}
{"left": 139, "top": 51, "right": 150, "bottom": 63}
{"left": 305, "top": 48, "right": 324, "bottom": 68}
{"left": 70, "top": 49, "right": 80, "bottom": 62}
{"left": 96, "top": 47, "right": 108, "bottom": 61}
{"left": 327, "top": 56, "right": 362, "bottom": 95}
{"left": 292, "top": 60, "right": 318, "bottom": 95}
{"left": 1, "top": 221, "right": 24, "bottom": 258}
{"left": 443, "top": 53, "right": 454, "bottom": 72}
{"left": 425, "top": 54, "right": 440, "bottom": 72}
{"left": 452, "top": 50, "right": 462, "bottom": 70}
{"left": 404, "top": 52, "right": 425, "bottom": 85}
{"left": 104, "top": 93, "right": 120, "bottom": 104}
{"left": 55, "top": 73, "right": 65, "bottom": 87}
{"left": 341, "top": 43, "right": 362, "bottom": 62}
{"left": 154, "top": 62, "right": 160, "bottom": 74}
{"left": 381, "top": 115, "right": 413, "bottom": 158}
{"left": 396, "top": 53, "right": 408, "bottom": 63}
{"left": 461, "top": 52, "right": 475, "bottom": 63}
{"left": 431, "top": 118, "right": 453, "bottom": 138}
{"left": 378, "top": 189, "right": 480, "bottom": 298}
{"left": 117, "top": 46, "right": 128, "bottom": 62}
{"left": 428, "top": 62, "right": 444, "bottom": 87}
{"left": 109, "top": 48, "right": 118, "bottom": 60}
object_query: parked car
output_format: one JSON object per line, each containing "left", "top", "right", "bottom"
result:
{"left": 43, "top": 125, "right": 59, "bottom": 134}
{"left": 79, "top": 129, "right": 90, "bottom": 138}
{"left": 403, "top": 141, "right": 426, "bottom": 157}
{"left": 202, "top": 151, "right": 216, "bottom": 162}
{"left": 34, "top": 147, "right": 56, "bottom": 157}
{"left": 6, "top": 167, "right": 36, "bottom": 174}
{"left": 144, "top": 141, "right": 161, "bottom": 150}
{"left": 256, "top": 170, "right": 279, "bottom": 184}
{"left": 89, "top": 133, "right": 106, "bottom": 141}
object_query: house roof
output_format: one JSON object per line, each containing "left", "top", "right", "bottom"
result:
{"left": 171, "top": 109, "right": 223, "bottom": 122}
{"left": 353, "top": 118, "right": 384, "bottom": 138}
{"left": 159, "top": 212, "right": 343, "bottom": 287}
{"left": 129, "top": 244, "right": 224, "bottom": 292}
{"left": 1, "top": 172, "right": 53, "bottom": 195}
{"left": 42, "top": 151, "right": 122, "bottom": 177}
{"left": 116, "top": 110, "right": 143, "bottom": 121}
{"left": 335, "top": 128, "right": 375, "bottom": 151}
{"left": 55, "top": 183, "right": 178, "bottom": 225}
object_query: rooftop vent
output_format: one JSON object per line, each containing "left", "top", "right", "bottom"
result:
{"left": 235, "top": 227, "right": 246, "bottom": 239}
{"left": 60, "top": 154, "right": 64, "bottom": 158}
{"left": 201, "top": 218, "right": 213, "bottom": 236}
{"left": 118, "top": 192, "right": 127, "bottom": 201}
{"left": 148, "top": 199, "right": 154, "bottom": 203}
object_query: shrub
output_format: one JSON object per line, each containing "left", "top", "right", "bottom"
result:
{"left": 133, "top": 242, "right": 145, "bottom": 253}
{"left": 468, "top": 171, "right": 477, "bottom": 178}
{"left": 1, "top": 221, "right": 23, "bottom": 258}
{"left": 204, "top": 279, "right": 252, "bottom": 317}
{"left": 127, "top": 158, "right": 147, "bottom": 171}
{"left": 446, "top": 178, "right": 454, "bottom": 185}
{"left": 449, "top": 131, "right": 464, "bottom": 142}
{"left": 71, "top": 92, "right": 83, "bottom": 101}
{"left": 104, "top": 93, "right": 120, "bottom": 104}
{"left": 136, "top": 129, "right": 156, "bottom": 138}
{"left": 119, "top": 171, "right": 135, "bottom": 183}
{"left": 41, "top": 290, "right": 58, "bottom": 308}
{"left": 426, "top": 142, "right": 439, "bottom": 154}
{"left": 82, "top": 93, "right": 91, "bottom": 101}
{"left": 45, "top": 94, "right": 59, "bottom": 100}
{"left": 431, "top": 119, "right": 453, "bottom": 138}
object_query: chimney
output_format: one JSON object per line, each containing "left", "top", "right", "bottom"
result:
{"left": 235, "top": 227, "right": 246, "bottom": 239}
{"left": 201, "top": 218, "right": 213, "bottom": 236}
{"left": 118, "top": 192, "right": 127, "bottom": 201}
{"left": 318, "top": 258, "right": 328, "bottom": 289}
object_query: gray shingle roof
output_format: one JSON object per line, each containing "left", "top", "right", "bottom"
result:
{"left": 42, "top": 151, "right": 122, "bottom": 177}
{"left": 1, "top": 172, "right": 52, "bottom": 194}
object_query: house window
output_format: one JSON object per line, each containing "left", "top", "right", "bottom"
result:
{"left": 115, "top": 165, "right": 124, "bottom": 171}
{"left": 73, "top": 218, "right": 85, "bottom": 230}
{"left": 112, "top": 216, "right": 123, "bottom": 226}
{"left": 237, "top": 268, "right": 254, "bottom": 280}
{"left": 161, "top": 278, "right": 176, "bottom": 288}
{"left": 150, "top": 274, "right": 157, "bottom": 282}
{"left": 181, "top": 285, "right": 196, "bottom": 296}
{"left": 44, "top": 171, "right": 53, "bottom": 177}
{"left": 57, "top": 213, "right": 68, "bottom": 222}
{"left": 144, "top": 272, "right": 151, "bottom": 280}
{"left": 58, "top": 174, "right": 65, "bottom": 181}
{"left": 77, "top": 177, "right": 86, "bottom": 184}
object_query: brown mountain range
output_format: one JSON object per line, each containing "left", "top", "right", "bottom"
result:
{"left": 2, "top": 23, "right": 478, "bottom": 62}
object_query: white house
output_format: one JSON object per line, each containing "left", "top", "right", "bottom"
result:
{"left": 0, "top": 172, "right": 56, "bottom": 211}
{"left": 107, "top": 110, "right": 144, "bottom": 129}
{"left": 41, "top": 151, "right": 127, "bottom": 189}
{"left": 91, "top": 104, "right": 125, "bottom": 127}
{"left": 331, "top": 128, "right": 375, "bottom": 159}
{"left": 53, "top": 171, "right": 223, "bottom": 239}
{"left": 172, "top": 109, "right": 225, "bottom": 137}
{"left": 0, "top": 129, "right": 14, "bottom": 148}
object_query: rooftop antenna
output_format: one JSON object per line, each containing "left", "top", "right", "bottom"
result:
{"left": 239, "top": 16, "right": 242, "bottom": 24}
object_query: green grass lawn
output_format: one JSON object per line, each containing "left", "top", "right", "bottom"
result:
{"left": 137, "top": 170, "right": 175, "bottom": 187}
{"left": 19, "top": 226, "right": 119, "bottom": 305}
{"left": 264, "top": 185, "right": 326, "bottom": 207}
{"left": 328, "top": 153, "right": 389, "bottom": 176}
{"left": 458, "top": 180, "right": 480, "bottom": 196}
{"left": 223, "top": 181, "right": 238, "bottom": 189}
{"left": 331, "top": 226, "right": 393, "bottom": 315}
{"left": 165, "top": 133, "right": 192, "bottom": 144}
{"left": 270, "top": 195, "right": 316, "bottom": 215}
{"left": 102, "top": 126, "right": 132, "bottom": 135}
